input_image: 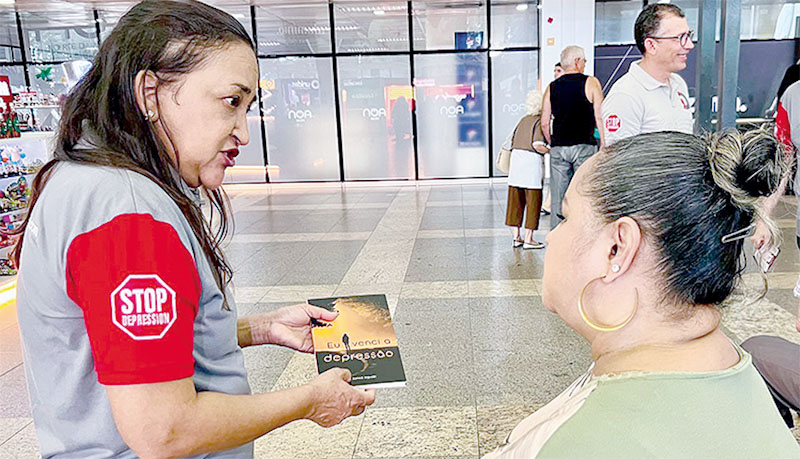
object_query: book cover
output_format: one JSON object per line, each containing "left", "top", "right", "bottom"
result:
{"left": 309, "top": 294, "right": 406, "bottom": 389}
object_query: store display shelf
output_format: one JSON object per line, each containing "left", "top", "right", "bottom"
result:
{"left": 13, "top": 105, "right": 60, "bottom": 109}
{"left": 0, "top": 207, "right": 26, "bottom": 218}
{"left": 0, "top": 172, "right": 37, "bottom": 183}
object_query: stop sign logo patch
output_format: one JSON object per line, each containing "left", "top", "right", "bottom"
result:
{"left": 111, "top": 274, "right": 177, "bottom": 340}
{"left": 605, "top": 114, "right": 621, "bottom": 132}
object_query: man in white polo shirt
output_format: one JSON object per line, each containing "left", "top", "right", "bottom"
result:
{"left": 602, "top": 3, "right": 694, "bottom": 145}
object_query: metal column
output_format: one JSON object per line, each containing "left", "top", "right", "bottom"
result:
{"left": 695, "top": 0, "right": 718, "bottom": 133}
{"left": 717, "top": 0, "right": 741, "bottom": 131}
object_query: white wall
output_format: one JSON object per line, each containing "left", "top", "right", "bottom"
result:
{"left": 540, "top": 0, "right": 596, "bottom": 89}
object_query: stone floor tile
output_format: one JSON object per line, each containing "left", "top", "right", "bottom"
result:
{"left": 0, "top": 421, "right": 38, "bottom": 459}
{"left": 0, "top": 418, "right": 30, "bottom": 446}
{"left": 467, "top": 280, "right": 540, "bottom": 297}
{"left": 0, "top": 366, "right": 31, "bottom": 418}
{"left": 477, "top": 404, "right": 543, "bottom": 456}
{"left": 263, "top": 285, "right": 338, "bottom": 303}
{"left": 233, "top": 286, "right": 272, "bottom": 304}
{"left": 400, "top": 281, "right": 470, "bottom": 299}
{"left": 723, "top": 289, "right": 800, "bottom": 344}
{"left": 765, "top": 288, "right": 799, "bottom": 316}
{"left": 254, "top": 417, "right": 362, "bottom": 459}
{"left": 473, "top": 349, "right": 589, "bottom": 406}
{"left": 270, "top": 352, "right": 318, "bottom": 391}
{"left": 353, "top": 406, "right": 478, "bottom": 458}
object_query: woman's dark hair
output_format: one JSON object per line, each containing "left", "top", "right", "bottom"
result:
{"left": 634, "top": 3, "right": 685, "bottom": 54}
{"left": 9, "top": 0, "right": 255, "bottom": 307}
{"left": 585, "top": 129, "right": 787, "bottom": 308}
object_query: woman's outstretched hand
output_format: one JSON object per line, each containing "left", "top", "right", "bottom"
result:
{"left": 239, "top": 304, "right": 338, "bottom": 351}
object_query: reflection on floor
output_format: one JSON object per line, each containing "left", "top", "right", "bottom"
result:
{"left": 1, "top": 181, "right": 799, "bottom": 458}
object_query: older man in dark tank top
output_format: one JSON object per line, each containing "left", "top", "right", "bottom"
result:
{"left": 541, "top": 45, "right": 605, "bottom": 228}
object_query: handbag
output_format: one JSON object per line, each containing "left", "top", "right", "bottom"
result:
{"left": 496, "top": 147, "right": 511, "bottom": 173}
{"left": 496, "top": 122, "right": 519, "bottom": 174}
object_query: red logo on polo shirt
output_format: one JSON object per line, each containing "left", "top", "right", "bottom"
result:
{"left": 606, "top": 115, "right": 621, "bottom": 132}
{"left": 677, "top": 92, "right": 689, "bottom": 110}
{"left": 111, "top": 274, "right": 177, "bottom": 341}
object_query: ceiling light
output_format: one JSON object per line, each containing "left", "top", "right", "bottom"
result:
{"left": 374, "top": 10, "right": 386, "bottom": 16}
{"left": 0, "top": 0, "right": 15, "bottom": 4}
{"left": 516, "top": 4, "right": 528, "bottom": 11}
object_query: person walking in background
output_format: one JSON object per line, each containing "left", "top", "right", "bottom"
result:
{"left": 541, "top": 45, "right": 603, "bottom": 228}
{"left": 504, "top": 90, "right": 549, "bottom": 250}
{"left": 541, "top": 62, "right": 565, "bottom": 217}
{"left": 741, "top": 68, "right": 800, "bottom": 431}
{"left": 553, "top": 62, "right": 564, "bottom": 80}
{"left": 602, "top": 3, "right": 694, "bottom": 145}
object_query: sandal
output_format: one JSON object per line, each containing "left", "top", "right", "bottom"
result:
{"left": 523, "top": 240, "right": 545, "bottom": 250}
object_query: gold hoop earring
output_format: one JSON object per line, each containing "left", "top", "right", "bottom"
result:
{"left": 577, "top": 275, "right": 638, "bottom": 332}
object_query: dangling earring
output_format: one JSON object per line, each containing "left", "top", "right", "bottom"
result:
{"left": 147, "top": 110, "right": 155, "bottom": 121}
{"left": 577, "top": 275, "right": 638, "bottom": 332}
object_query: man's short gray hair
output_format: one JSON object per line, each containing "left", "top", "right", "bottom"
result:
{"left": 560, "top": 45, "right": 585, "bottom": 70}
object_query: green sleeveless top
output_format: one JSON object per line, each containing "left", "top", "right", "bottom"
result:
{"left": 538, "top": 350, "right": 799, "bottom": 457}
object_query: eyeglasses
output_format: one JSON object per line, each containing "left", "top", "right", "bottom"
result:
{"left": 647, "top": 30, "right": 695, "bottom": 48}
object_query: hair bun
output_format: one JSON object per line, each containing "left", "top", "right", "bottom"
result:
{"left": 707, "top": 128, "right": 784, "bottom": 210}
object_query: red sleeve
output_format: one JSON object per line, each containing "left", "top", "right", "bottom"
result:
{"left": 66, "top": 213, "right": 200, "bottom": 385}
{"left": 775, "top": 102, "right": 794, "bottom": 156}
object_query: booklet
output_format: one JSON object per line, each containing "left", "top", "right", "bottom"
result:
{"left": 308, "top": 294, "right": 406, "bottom": 389}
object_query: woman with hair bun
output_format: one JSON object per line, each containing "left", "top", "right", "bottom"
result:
{"left": 11, "top": 1, "right": 374, "bottom": 457}
{"left": 486, "top": 129, "right": 800, "bottom": 457}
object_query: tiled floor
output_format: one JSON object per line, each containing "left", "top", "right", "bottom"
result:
{"left": 1, "top": 180, "right": 799, "bottom": 458}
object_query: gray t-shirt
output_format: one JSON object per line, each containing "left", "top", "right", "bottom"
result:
{"left": 17, "top": 162, "right": 252, "bottom": 458}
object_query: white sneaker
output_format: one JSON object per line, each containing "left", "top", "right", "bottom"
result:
{"left": 513, "top": 238, "right": 524, "bottom": 248}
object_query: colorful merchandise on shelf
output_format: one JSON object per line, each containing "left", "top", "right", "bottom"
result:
{"left": 0, "top": 132, "right": 48, "bottom": 274}
{"left": 0, "top": 145, "right": 43, "bottom": 176}
{"left": 0, "top": 176, "right": 31, "bottom": 213}
{"left": 0, "top": 109, "right": 21, "bottom": 139}
{"left": 0, "top": 258, "right": 17, "bottom": 276}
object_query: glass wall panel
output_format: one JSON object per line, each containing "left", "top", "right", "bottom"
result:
{"left": 0, "top": 65, "right": 26, "bottom": 93}
{"left": 334, "top": 2, "right": 409, "bottom": 52}
{"left": 415, "top": 53, "right": 489, "bottom": 178}
{"left": 595, "top": 0, "right": 641, "bottom": 45}
{"left": 97, "top": 4, "right": 252, "bottom": 43}
{"left": 669, "top": 1, "right": 699, "bottom": 33}
{"left": 491, "top": 50, "right": 538, "bottom": 177}
{"left": 21, "top": 9, "right": 99, "bottom": 62}
{"left": 26, "top": 62, "right": 91, "bottom": 97}
{"left": 254, "top": 2, "right": 331, "bottom": 55}
{"left": 97, "top": 3, "right": 133, "bottom": 42}
{"left": 741, "top": 1, "right": 800, "bottom": 40}
{"left": 490, "top": 1, "right": 538, "bottom": 48}
{"left": 0, "top": 8, "right": 21, "bottom": 62}
{"left": 412, "top": 1, "right": 487, "bottom": 51}
{"left": 338, "top": 55, "right": 413, "bottom": 180}
{"left": 259, "top": 57, "right": 339, "bottom": 182}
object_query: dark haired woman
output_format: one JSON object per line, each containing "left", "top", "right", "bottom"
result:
{"left": 485, "top": 130, "right": 800, "bottom": 457}
{"left": 12, "top": 1, "right": 373, "bottom": 457}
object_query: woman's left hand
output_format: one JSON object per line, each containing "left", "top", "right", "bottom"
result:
{"left": 241, "top": 304, "right": 338, "bottom": 352}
